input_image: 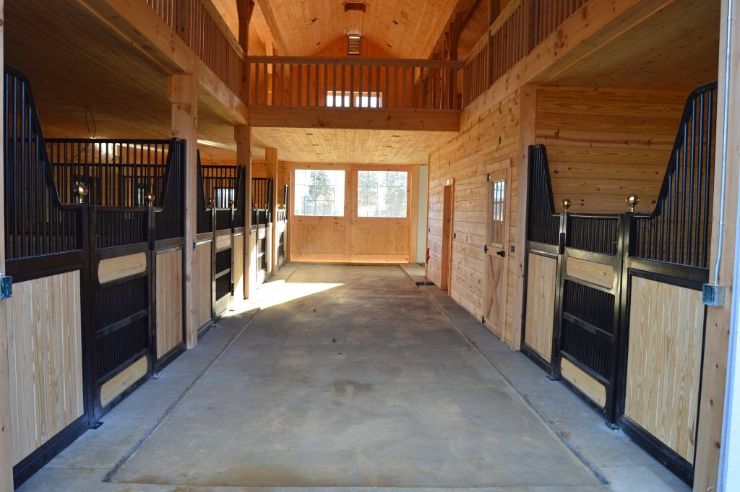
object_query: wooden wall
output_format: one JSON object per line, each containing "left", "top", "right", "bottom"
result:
{"left": 625, "top": 276, "right": 704, "bottom": 463}
{"left": 427, "top": 84, "right": 690, "bottom": 348}
{"left": 535, "top": 86, "right": 686, "bottom": 213}
{"left": 156, "top": 249, "right": 183, "bottom": 359}
{"left": 428, "top": 89, "right": 522, "bottom": 346}
{"left": 4, "top": 271, "right": 84, "bottom": 465}
{"left": 287, "top": 162, "right": 417, "bottom": 264}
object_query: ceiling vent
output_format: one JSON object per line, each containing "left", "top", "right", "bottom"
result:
{"left": 344, "top": 2, "right": 367, "bottom": 13}
{"left": 348, "top": 34, "right": 361, "bottom": 55}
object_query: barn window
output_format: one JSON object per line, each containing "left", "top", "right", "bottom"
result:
{"left": 294, "top": 169, "right": 346, "bottom": 216}
{"left": 357, "top": 170, "right": 408, "bottom": 218}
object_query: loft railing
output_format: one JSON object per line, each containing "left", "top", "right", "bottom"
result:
{"left": 246, "top": 57, "right": 464, "bottom": 111}
{"left": 146, "top": 0, "right": 243, "bottom": 96}
{"left": 463, "top": 0, "right": 588, "bottom": 106}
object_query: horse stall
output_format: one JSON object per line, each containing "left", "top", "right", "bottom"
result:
{"left": 521, "top": 83, "right": 716, "bottom": 483}
{"left": 251, "top": 176, "right": 273, "bottom": 285}
{"left": 3, "top": 68, "right": 190, "bottom": 482}
{"left": 196, "top": 155, "right": 247, "bottom": 329}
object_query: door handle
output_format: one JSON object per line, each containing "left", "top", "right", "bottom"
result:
{"left": 496, "top": 250, "right": 506, "bottom": 258}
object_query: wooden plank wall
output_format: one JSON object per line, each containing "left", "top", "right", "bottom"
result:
{"left": 625, "top": 276, "right": 704, "bottom": 463}
{"left": 535, "top": 86, "right": 686, "bottom": 214}
{"left": 194, "top": 242, "right": 212, "bottom": 329}
{"left": 428, "top": 85, "right": 689, "bottom": 348}
{"left": 4, "top": 271, "right": 84, "bottom": 465}
{"left": 156, "top": 249, "right": 183, "bottom": 359}
{"left": 287, "top": 162, "right": 416, "bottom": 264}
{"left": 428, "top": 89, "right": 522, "bottom": 346}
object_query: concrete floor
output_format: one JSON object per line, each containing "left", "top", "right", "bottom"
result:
{"left": 19, "top": 264, "right": 689, "bottom": 491}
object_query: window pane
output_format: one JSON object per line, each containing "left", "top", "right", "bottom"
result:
{"left": 294, "top": 169, "right": 345, "bottom": 216}
{"left": 357, "top": 170, "right": 408, "bottom": 218}
{"left": 490, "top": 179, "right": 506, "bottom": 244}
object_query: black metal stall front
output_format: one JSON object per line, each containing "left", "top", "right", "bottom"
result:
{"left": 4, "top": 68, "right": 186, "bottom": 485}
{"left": 521, "top": 82, "right": 717, "bottom": 484}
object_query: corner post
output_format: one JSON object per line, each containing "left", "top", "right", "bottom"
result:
{"left": 169, "top": 74, "right": 198, "bottom": 349}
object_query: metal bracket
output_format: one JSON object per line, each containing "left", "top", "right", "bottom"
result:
{"left": 0, "top": 275, "right": 12, "bottom": 300}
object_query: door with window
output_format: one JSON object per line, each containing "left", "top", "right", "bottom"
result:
{"left": 483, "top": 170, "right": 509, "bottom": 337}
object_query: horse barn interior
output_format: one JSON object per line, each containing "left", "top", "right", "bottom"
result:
{"left": 2, "top": 0, "right": 740, "bottom": 490}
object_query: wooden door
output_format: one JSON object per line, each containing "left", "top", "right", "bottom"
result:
{"left": 441, "top": 183, "right": 454, "bottom": 291}
{"left": 483, "top": 170, "right": 509, "bottom": 337}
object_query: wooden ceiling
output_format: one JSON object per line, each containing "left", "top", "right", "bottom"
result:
{"left": 240, "top": 0, "right": 459, "bottom": 58}
{"left": 538, "top": 0, "right": 721, "bottom": 91}
{"left": 250, "top": 127, "right": 455, "bottom": 163}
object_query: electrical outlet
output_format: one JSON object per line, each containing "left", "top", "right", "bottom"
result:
{"left": 703, "top": 283, "right": 726, "bottom": 307}
{"left": 0, "top": 275, "right": 12, "bottom": 300}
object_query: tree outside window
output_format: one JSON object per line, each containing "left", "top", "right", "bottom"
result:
{"left": 294, "top": 169, "right": 345, "bottom": 216}
{"left": 357, "top": 170, "right": 408, "bottom": 218}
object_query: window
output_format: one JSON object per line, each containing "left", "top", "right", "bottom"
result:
{"left": 214, "top": 187, "right": 235, "bottom": 209}
{"left": 490, "top": 179, "right": 506, "bottom": 244}
{"left": 326, "top": 91, "right": 383, "bottom": 108}
{"left": 357, "top": 170, "right": 408, "bottom": 218}
{"left": 294, "top": 169, "right": 345, "bottom": 216}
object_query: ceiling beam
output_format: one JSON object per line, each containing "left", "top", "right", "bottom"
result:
{"left": 253, "top": 0, "right": 289, "bottom": 55}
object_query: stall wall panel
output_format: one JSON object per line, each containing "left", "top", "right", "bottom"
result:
{"left": 233, "top": 233, "right": 245, "bottom": 301}
{"left": 156, "top": 249, "right": 183, "bottom": 359}
{"left": 98, "top": 252, "right": 147, "bottom": 284}
{"left": 625, "top": 276, "right": 704, "bottom": 463}
{"left": 194, "top": 242, "right": 212, "bottom": 328}
{"left": 524, "top": 253, "right": 557, "bottom": 362}
{"left": 561, "top": 357, "right": 606, "bottom": 408}
{"left": 535, "top": 86, "right": 685, "bottom": 214}
{"left": 5, "top": 271, "right": 84, "bottom": 465}
{"left": 565, "top": 257, "right": 614, "bottom": 290}
{"left": 428, "top": 90, "right": 521, "bottom": 346}
{"left": 100, "top": 356, "right": 147, "bottom": 407}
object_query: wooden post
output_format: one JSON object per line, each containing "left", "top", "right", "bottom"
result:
{"left": 512, "top": 85, "right": 536, "bottom": 350}
{"left": 235, "top": 125, "right": 253, "bottom": 298}
{"left": 0, "top": 1, "right": 13, "bottom": 489}
{"left": 265, "top": 148, "right": 279, "bottom": 275}
{"left": 695, "top": 0, "right": 740, "bottom": 489}
{"left": 169, "top": 74, "right": 199, "bottom": 349}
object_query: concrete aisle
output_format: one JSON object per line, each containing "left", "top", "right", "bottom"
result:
{"left": 18, "top": 264, "right": 687, "bottom": 491}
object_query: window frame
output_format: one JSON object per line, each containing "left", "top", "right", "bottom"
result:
{"left": 354, "top": 167, "right": 411, "bottom": 220}
{"left": 292, "top": 168, "right": 347, "bottom": 217}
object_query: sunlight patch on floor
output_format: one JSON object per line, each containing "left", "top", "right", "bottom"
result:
{"left": 223, "top": 280, "right": 343, "bottom": 316}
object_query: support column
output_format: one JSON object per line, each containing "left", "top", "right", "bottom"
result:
{"left": 696, "top": 0, "right": 740, "bottom": 489}
{"left": 0, "top": 1, "right": 14, "bottom": 488}
{"left": 169, "top": 74, "right": 198, "bottom": 349}
{"left": 236, "top": 125, "right": 255, "bottom": 298}
{"left": 266, "top": 148, "right": 279, "bottom": 275}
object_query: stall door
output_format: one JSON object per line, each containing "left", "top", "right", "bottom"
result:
{"left": 483, "top": 171, "right": 509, "bottom": 337}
